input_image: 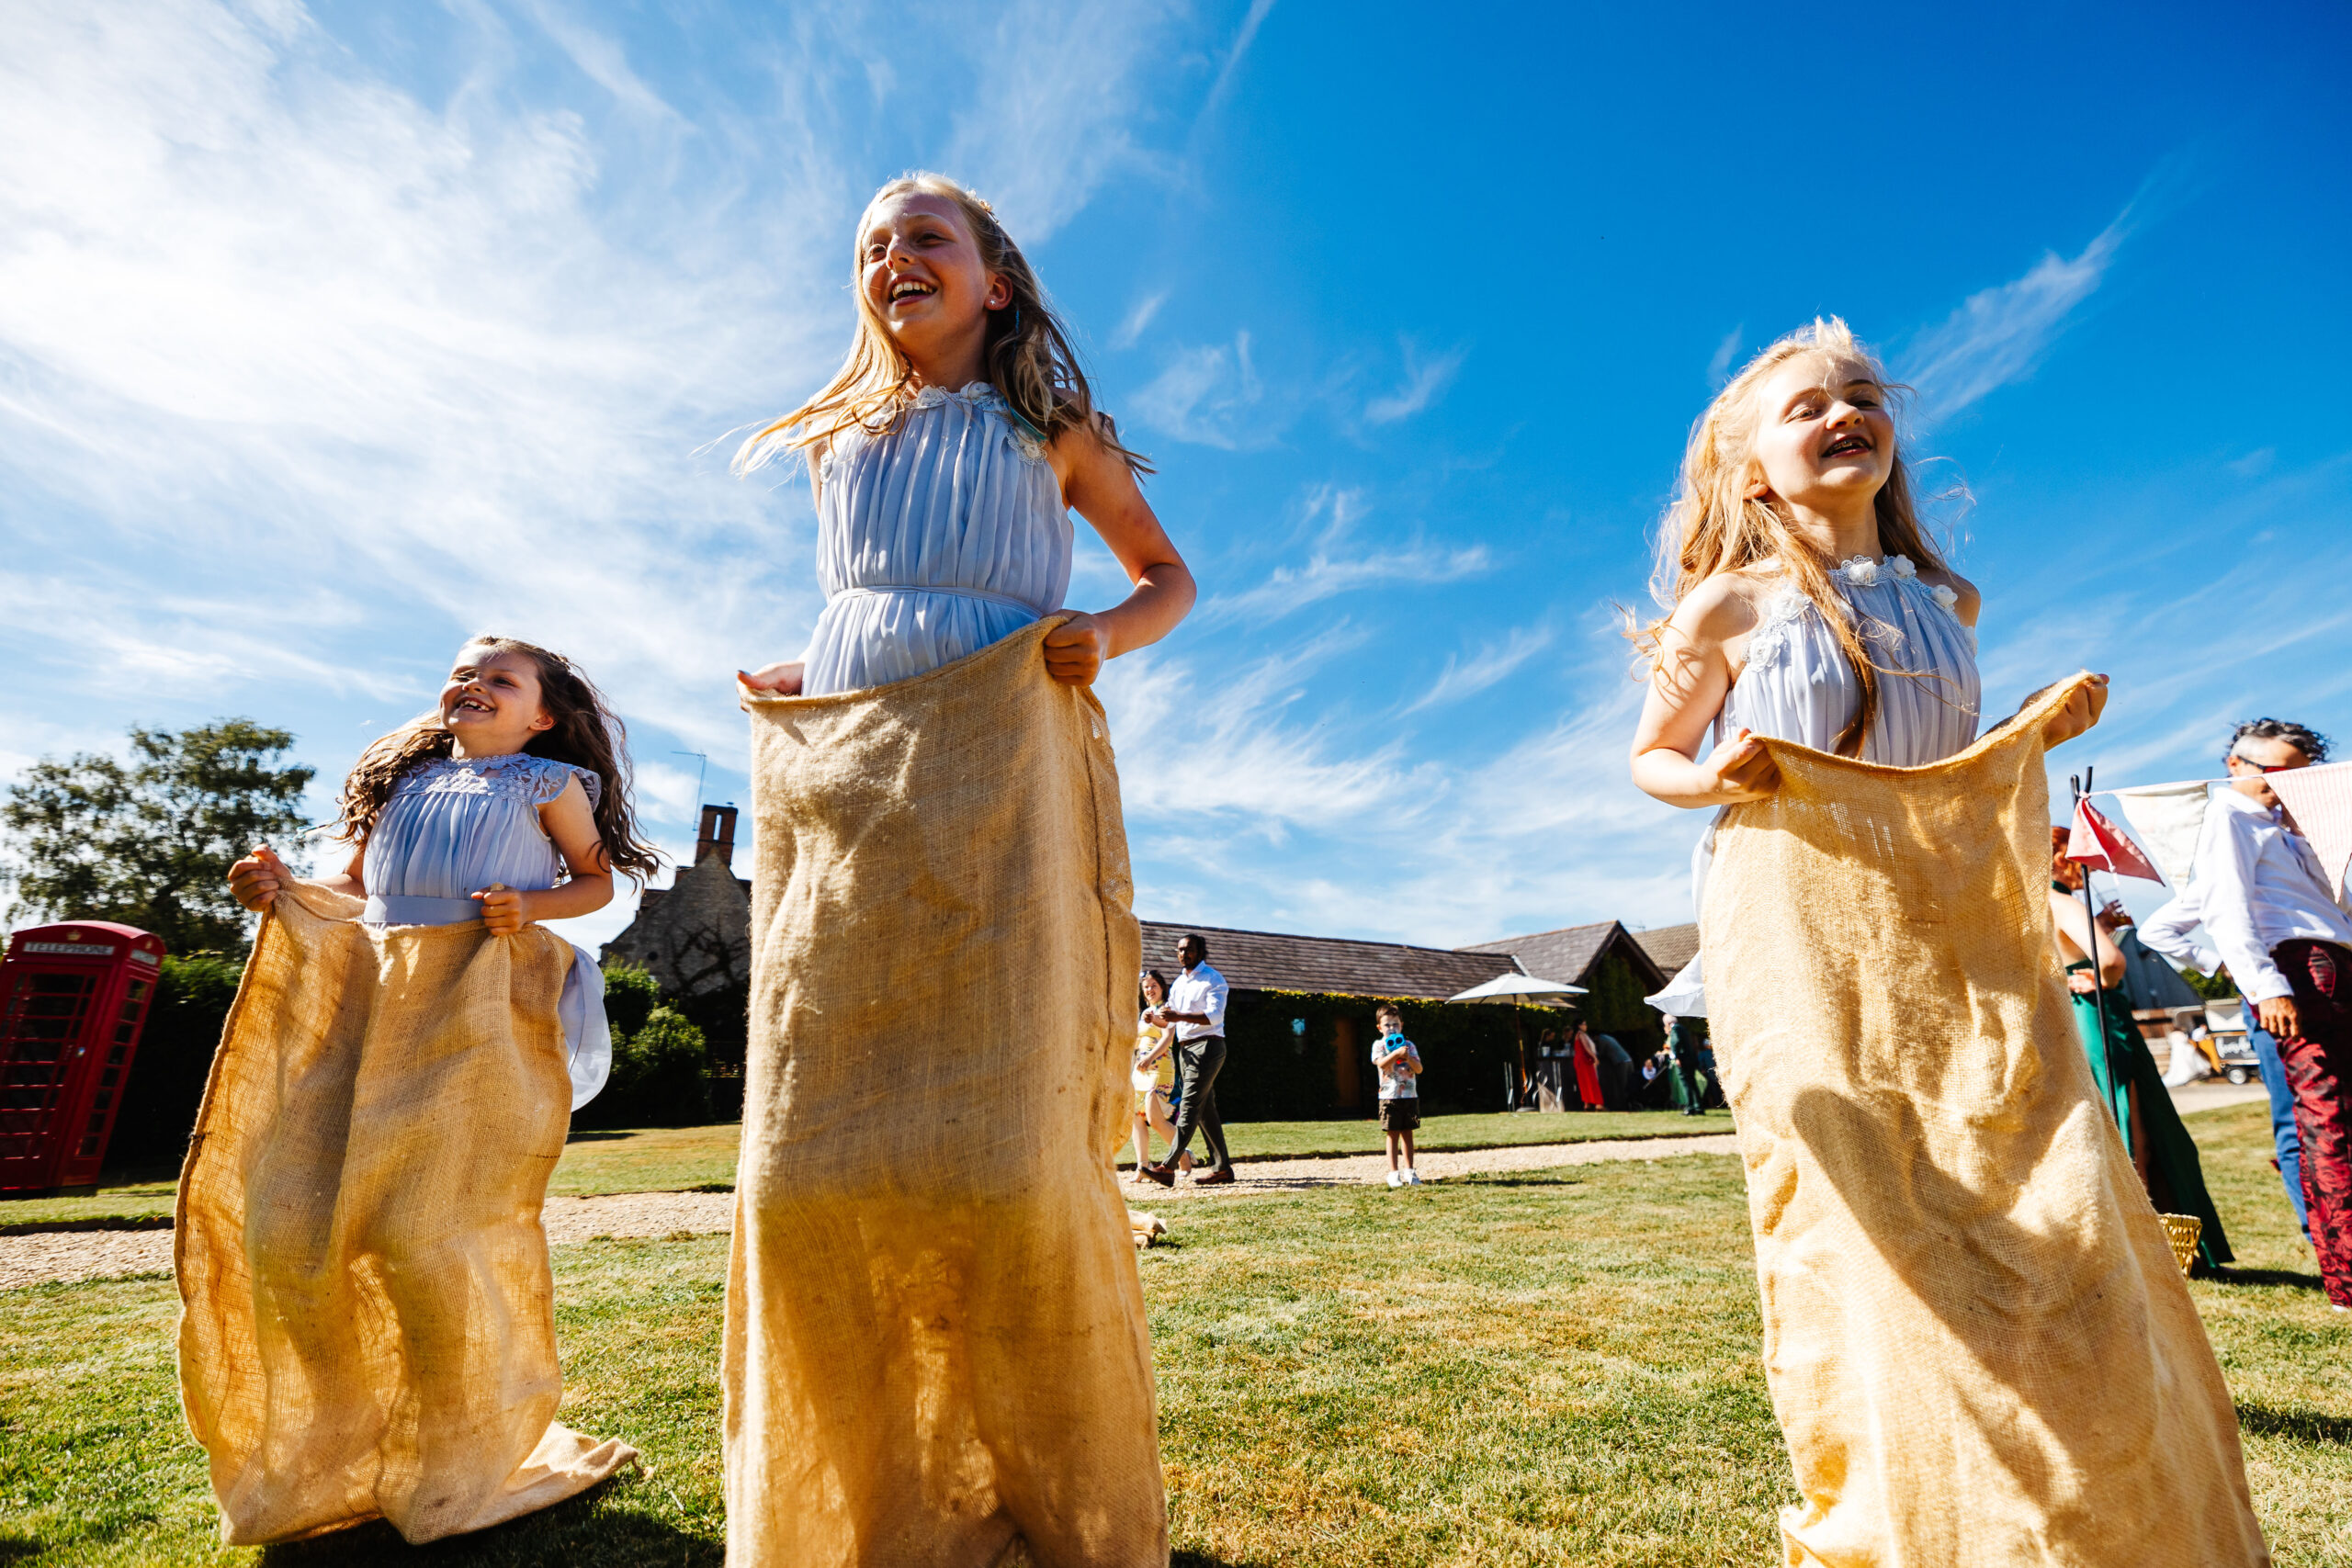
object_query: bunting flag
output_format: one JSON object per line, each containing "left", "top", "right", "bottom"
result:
{"left": 2108, "top": 780, "right": 2218, "bottom": 888}
{"left": 2064, "top": 796, "right": 2166, "bottom": 884}
{"left": 2267, "top": 760, "right": 2352, "bottom": 901}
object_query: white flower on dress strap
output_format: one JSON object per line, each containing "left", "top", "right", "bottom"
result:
{"left": 1745, "top": 588, "right": 1811, "bottom": 669}
{"left": 1838, "top": 555, "right": 1881, "bottom": 586}
{"left": 1930, "top": 583, "right": 1959, "bottom": 612}
{"left": 1889, "top": 555, "right": 1917, "bottom": 579}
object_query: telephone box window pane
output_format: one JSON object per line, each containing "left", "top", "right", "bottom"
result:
{"left": 92, "top": 1090, "right": 111, "bottom": 1111}
{"left": 114, "top": 1022, "right": 139, "bottom": 1044}
{"left": 99, "top": 1068, "right": 119, "bottom": 1088}
{"left": 107, "top": 1046, "right": 128, "bottom": 1065}
{"left": 28, "top": 975, "right": 94, "bottom": 995}
{"left": 125, "top": 979, "right": 152, "bottom": 1003}
{"left": 78, "top": 1136, "right": 100, "bottom": 1157}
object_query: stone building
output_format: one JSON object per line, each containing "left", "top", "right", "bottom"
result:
{"left": 602, "top": 806, "right": 753, "bottom": 1072}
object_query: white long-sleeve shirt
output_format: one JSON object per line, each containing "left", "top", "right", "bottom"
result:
{"left": 1166, "top": 961, "right": 1229, "bottom": 1043}
{"left": 2192, "top": 786, "right": 2352, "bottom": 1003}
{"left": 2136, "top": 886, "right": 2222, "bottom": 976}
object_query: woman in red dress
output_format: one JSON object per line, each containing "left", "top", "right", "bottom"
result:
{"left": 1571, "top": 1023, "right": 1606, "bottom": 1111}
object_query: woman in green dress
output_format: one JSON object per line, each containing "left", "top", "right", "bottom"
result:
{"left": 2049, "top": 834, "right": 2233, "bottom": 1268}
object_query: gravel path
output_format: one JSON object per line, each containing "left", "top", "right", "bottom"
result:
{"left": 1, "top": 1136, "right": 1739, "bottom": 1292}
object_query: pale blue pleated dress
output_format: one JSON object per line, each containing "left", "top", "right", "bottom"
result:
{"left": 361, "top": 752, "right": 611, "bottom": 1108}
{"left": 798, "top": 382, "right": 1071, "bottom": 696}
{"left": 1649, "top": 556, "right": 1982, "bottom": 1017}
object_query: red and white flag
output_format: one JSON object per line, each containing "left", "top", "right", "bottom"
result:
{"left": 2064, "top": 797, "right": 2165, "bottom": 884}
{"left": 2267, "top": 760, "right": 2352, "bottom": 901}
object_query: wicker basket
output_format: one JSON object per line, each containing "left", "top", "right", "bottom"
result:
{"left": 2160, "top": 1213, "right": 2202, "bottom": 1276}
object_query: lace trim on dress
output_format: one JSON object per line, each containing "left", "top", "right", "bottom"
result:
{"left": 1744, "top": 558, "right": 1970, "bottom": 673}
{"left": 911, "top": 381, "right": 1050, "bottom": 462}
{"left": 397, "top": 753, "right": 601, "bottom": 809}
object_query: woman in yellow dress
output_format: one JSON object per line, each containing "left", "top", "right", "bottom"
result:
{"left": 1129, "top": 970, "right": 1186, "bottom": 1181}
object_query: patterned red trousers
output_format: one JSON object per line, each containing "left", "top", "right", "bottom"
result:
{"left": 2275, "top": 940, "right": 2352, "bottom": 1307}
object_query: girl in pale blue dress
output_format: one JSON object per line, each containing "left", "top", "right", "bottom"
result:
{"left": 736, "top": 173, "right": 1195, "bottom": 698}
{"left": 236, "top": 637, "right": 662, "bottom": 1107}
{"left": 722, "top": 175, "right": 1197, "bottom": 1566}
{"left": 1625, "top": 319, "right": 2120, "bottom": 1563}
{"left": 210, "top": 636, "right": 662, "bottom": 1542}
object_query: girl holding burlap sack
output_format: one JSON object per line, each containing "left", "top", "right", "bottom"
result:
{"left": 179, "top": 637, "right": 659, "bottom": 1546}
{"left": 1628, "top": 320, "right": 2268, "bottom": 1563}
{"left": 727, "top": 175, "right": 1194, "bottom": 1566}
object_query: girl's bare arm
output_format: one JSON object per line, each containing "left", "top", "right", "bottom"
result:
{"left": 1043, "top": 420, "right": 1197, "bottom": 685}
{"left": 1629, "top": 577, "right": 1781, "bottom": 808}
{"left": 475, "top": 776, "right": 615, "bottom": 934}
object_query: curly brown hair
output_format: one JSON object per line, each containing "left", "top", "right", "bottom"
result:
{"left": 335, "top": 637, "right": 662, "bottom": 886}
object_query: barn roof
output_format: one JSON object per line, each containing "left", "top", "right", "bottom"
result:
{"left": 1136, "top": 920, "right": 1523, "bottom": 1001}
{"left": 1631, "top": 922, "right": 1700, "bottom": 976}
{"left": 1458, "top": 919, "right": 1670, "bottom": 994}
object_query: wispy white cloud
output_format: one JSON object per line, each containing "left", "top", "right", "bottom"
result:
{"left": 1704, "top": 323, "right": 1744, "bottom": 388}
{"left": 1201, "top": 540, "right": 1491, "bottom": 624}
{"left": 1110, "top": 289, "right": 1168, "bottom": 350}
{"left": 1363, "top": 343, "right": 1466, "bottom": 425}
{"left": 943, "top": 0, "right": 1184, "bottom": 241}
{"left": 1400, "top": 624, "right": 1555, "bottom": 714}
{"left": 1902, "top": 209, "right": 2129, "bottom": 420}
{"left": 1129, "top": 331, "right": 1268, "bottom": 448}
{"left": 1108, "top": 626, "right": 1695, "bottom": 943}
{"left": 1203, "top": 0, "right": 1280, "bottom": 118}
{"left": 521, "top": 0, "right": 684, "bottom": 121}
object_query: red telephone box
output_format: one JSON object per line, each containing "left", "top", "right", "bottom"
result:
{"left": 0, "top": 922, "right": 166, "bottom": 1194}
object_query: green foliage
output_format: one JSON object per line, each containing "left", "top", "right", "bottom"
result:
{"left": 2178, "top": 965, "right": 2238, "bottom": 1002}
{"left": 577, "top": 1004, "right": 710, "bottom": 1130}
{"left": 1223, "top": 988, "right": 1543, "bottom": 1119}
{"left": 1, "top": 720, "right": 313, "bottom": 954}
{"left": 1577, "top": 950, "right": 1669, "bottom": 1059}
{"left": 106, "top": 951, "right": 247, "bottom": 1172}
{"left": 599, "top": 961, "right": 661, "bottom": 1039}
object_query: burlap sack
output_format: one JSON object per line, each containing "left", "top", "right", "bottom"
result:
{"left": 175, "top": 881, "right": 635, "bottom": 1545}
{"left": 1703, "top": 675, "right": 2267, "bottom": 1566}
{"left": 727, "top": 619, "right": 1162, "bottom": 1567}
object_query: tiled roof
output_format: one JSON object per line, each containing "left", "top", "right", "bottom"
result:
{"left": 1458, "top": 919, "right": 1668, "bottom": 993}
{"left": 1136, "top": 919, "right": 1523, "bottom": 1001}
{"left": 1631, "top": 922, "right": 1700, "bottom": 976}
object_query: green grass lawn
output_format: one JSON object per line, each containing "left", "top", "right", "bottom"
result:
{"left": 0, "top": 1111, "right": 1733, "bottom": 1225}
{"left": 2, "top": 1100, "right": 2345, "bottom": 1565}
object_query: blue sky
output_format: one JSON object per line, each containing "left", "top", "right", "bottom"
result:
{"left": 3, "top": 0, "right": 2347, "bottom": 954}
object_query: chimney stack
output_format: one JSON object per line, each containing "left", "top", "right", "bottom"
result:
{"left": 695, "top": 804, "right": 739, "bottom": 870}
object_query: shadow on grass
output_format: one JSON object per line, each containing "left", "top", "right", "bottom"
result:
{"left": 2237, "top": 1402, "right": 2352, "bottom": 1446}
{"left": 563, "top": 1131, "right": 639, "bottom": 1144}
{"left": 0, "top": 1540, "right": 40, "bottom": 1563}
{"left": 255, "top": 1484, "right": 718, "bottom": 1567}
{"left": 2211, "top": 1267, "right": 2325, "bottom": 1292}
{"left": 1171, "top": 1552, "right": 1260, "bottom": 1567}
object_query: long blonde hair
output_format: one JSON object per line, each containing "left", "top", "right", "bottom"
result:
{"left": 733, "top": 173, "right": 1148, "bottom": 478}
{"left": 1636, "top": 317, "right": 1949, "bottom": 757}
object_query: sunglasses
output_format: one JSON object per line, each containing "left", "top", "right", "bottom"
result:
{"left": 2230, "top": 753, "right": 2301, "bottom": 774}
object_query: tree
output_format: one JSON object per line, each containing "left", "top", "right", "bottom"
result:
{"left": 2, "top": 720, "right": 313, "bottom": 954}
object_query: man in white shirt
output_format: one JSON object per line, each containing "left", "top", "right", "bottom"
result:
{"left": 2140, "top": 881, "right": 2306, "bottom": 1236}
{"left": 1139, "top": 933, "right": 1234, "bottom": 1187}
{"left": 2194, "top": 717, "right": 2352, "bottom": 1307}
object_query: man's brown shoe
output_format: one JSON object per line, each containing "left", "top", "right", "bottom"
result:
{"left": 1193, "top": 1165, "right": 1236, "bottom": 1186}
{"left": 1136, "top": 1162, "right": 1176, "bottom": 1187}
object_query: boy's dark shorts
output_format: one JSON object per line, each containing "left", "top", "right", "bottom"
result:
{"left": 1378, "top": 1097, "right": 1420, "bottom": 1133}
